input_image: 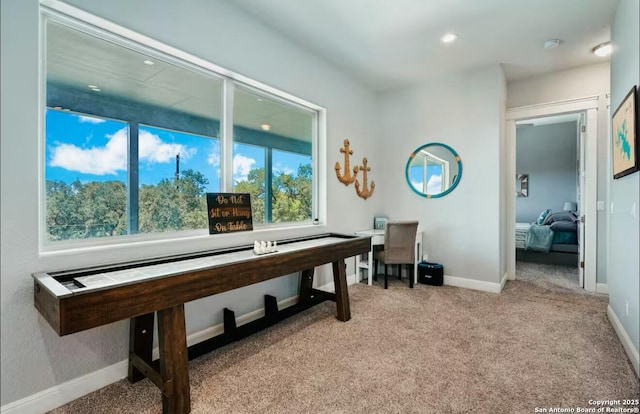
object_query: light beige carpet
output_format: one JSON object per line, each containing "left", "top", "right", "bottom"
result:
{"left": 515, "top": 261, "right": 591, "bottom": 295}
{"left": 50, "top": 276, "right": 639, "bottom": 414}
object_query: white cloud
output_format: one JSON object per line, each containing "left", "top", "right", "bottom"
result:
{"left": 139, "top": 129, "right": 195, "bottom": 164}
{"left": 411, "top": 179, "right": 423, "bottom": 191}
{"left": 49, "top": 127, "right": 195, "bottom": 175}
{"left": 207, "top": 141, "right": 220, "bottom": 167}
{"left": 50, "top": 129, "right": 127, "bottom": 175}
{"left": 274, "top": 162, "right": 294, "bottom": 175}
{"left": 76, "top": 114, "right": 106, "bottom": 124}
{"left": 427, "top": 174, "right": 442, "bottom": 194}
{"left": 233, "top": 154, "right": 256, "bottom": 182}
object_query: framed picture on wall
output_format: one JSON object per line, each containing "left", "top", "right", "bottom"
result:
{"left": 611, "top": 85, "right": 638, "bottom": 179}
{"left": 515, "top": 174, "right": 528, "bottom": 197}
{"left": 373, "top": 216, "right": 387, "bottom": 230}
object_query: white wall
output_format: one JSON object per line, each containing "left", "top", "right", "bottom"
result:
{"left": 0, "top": 0, "right": 380, "bottom": 406}
{"left": 515, "top": 122, "right": 579, "bottom": 223}
{"left": 378, "top": 65, "right": 506, "bottom": 285}
{"left": 507, "top": 63, "right": 610, "bottom": 283}
{"left": 609, "top": 0, "right": 639, "bottom": 362}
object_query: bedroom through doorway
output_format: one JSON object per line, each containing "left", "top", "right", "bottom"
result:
{"left": 514, "top": 113, "right": 584, "bottom": 290}
{"left": 506, "top": 96, "right": 598, "bottom": 292}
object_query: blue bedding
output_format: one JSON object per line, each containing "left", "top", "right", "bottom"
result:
{"left": 525, "top": 224, "right": 554, "bottom": 253}
{"left": 552, "top": 230, "right": 578, "bottom": 244}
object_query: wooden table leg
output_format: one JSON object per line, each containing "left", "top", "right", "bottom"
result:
{"left": 128, "top": 312, "right": 155, "bottom": 383}
{"left": 298, "top": 268, "right": 315, "bottom": 305}
{"left": 158, "top": 304, "right": 191, "bottom": 414}
{"left": 332, "top": 259, "right": 351, "bottom": 321}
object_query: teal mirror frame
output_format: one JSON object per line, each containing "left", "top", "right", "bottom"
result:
{"left": 405, "top": 142, "right": 463, "bottom": 198}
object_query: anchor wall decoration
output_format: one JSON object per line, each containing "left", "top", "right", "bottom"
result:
{"left": 334, "top": 139, "right": 376, "bottom": 200}
{"left": 354, "top": 157, "right": 375, "bottom": 200}
{"left": 334, "top": 139, "right": 358, "bottom": 185}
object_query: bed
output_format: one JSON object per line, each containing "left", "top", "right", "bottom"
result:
{"left": 515, "top": 210, "right": 579, "bottom": 266}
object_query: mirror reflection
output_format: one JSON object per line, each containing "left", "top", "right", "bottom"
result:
{"left": 405, "top": 143, "right": 462, "bottom": 198}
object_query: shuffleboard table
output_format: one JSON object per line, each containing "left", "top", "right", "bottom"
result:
{"left": 33, "top": 233, "right": 370, "bottom": 413}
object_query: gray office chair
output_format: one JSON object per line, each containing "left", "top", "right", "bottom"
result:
{"left": 374, "top": 220, "right": 419, "bottom": 289}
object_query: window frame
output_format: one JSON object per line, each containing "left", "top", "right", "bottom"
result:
{"left": 418, "top": 150, "right": 450, "bottom": 194}
{"left": 231, "top": 83, "right": 316, "bottom": 225}
{"left": 39, "top": 0, "right": 325, "bottom": 252}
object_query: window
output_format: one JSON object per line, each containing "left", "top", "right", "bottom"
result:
{"left": 45, "top": 110, "right": 129, "bottom": 240}
{"left": 271, "top": 149, "right": 313, "bottom": 223}
{"left": 137, "top": 125, "right": 221, "bottom": 234}
{"left": 232, "top": 87, "right": 314, "bottom": 225}
{"left": 42, "top": 10, "right": 321, "bottom": 247}
{"left": 408, "top": 150, "right": 449, "bottom": 195}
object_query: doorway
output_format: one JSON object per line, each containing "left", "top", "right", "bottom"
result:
{"left": 513, "top": 113, "right": 583, "bottom": 290}
{"left": 506, "top": 97, "right": 599, "bottom": 292}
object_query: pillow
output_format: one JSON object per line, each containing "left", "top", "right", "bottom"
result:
{"left": 536, "top": 209, "right": 551, "bottom": 225}
{"left": 550, "top": 220, "right": 577, "bottom": 232}
{"left": 544, "top": 212, "right": 574, "bottom": 225}
{"left": 541, "top": 212, "right": 554, "bottom": 225}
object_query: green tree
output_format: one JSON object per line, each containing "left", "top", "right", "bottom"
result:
{"left": 234, "top": 168, "right": 266, "bottom": 224}
{"left": 234, "top": 164, "right": 311, "bottom": 224}
{"left": 46, "top": 180, "right": 84, "bottom": 240}
{"left": 138, "top": 169, "right": 208, "bottom": 233}
{"left": 79, "top": 181, "right": 127, "bottom": 237}
{"left": 272, "top": 164, "right": 312, "bottom": 222}
{"left": 45, "top": 163, "right": 310, "bottom": 242}
{"left": 46, "top": 179, "right": 126, "bottom": 241}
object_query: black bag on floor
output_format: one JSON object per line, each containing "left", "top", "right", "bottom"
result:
{"left": 418, "top": 262, "right": 444, "bottom": 286}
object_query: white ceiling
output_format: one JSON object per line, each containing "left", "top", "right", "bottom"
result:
{"left": 229, "top": 0, "right": 617, "bottom": 91}
{"left": 47, "top": 22, "right": 314, "bottom": 141}
{"left": 47, "top": 1, "right": 617, "bottom": 139}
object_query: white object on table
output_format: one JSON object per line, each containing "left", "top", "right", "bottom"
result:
{"left": 355, "top": 229, "right": 423, "bottom": 286}
{"left": 254, "top": 240, "right": 277, "bottom": 255}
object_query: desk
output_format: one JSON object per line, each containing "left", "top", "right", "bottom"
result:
{"left": 33, "top": 233, "right": 370, "bottom": 414}
{"left": 355, "top": 229, "right": 423, "bottom": 286}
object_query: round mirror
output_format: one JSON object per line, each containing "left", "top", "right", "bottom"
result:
{"left": 405, "top": 143, "right": 462, "bottom": 198}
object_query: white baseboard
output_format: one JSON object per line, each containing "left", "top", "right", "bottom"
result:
{"left": 350, "top": 269, "right": 504, "bottom": 294}
{"left": 152, "top": 294, "right": 299, "bottom": 359}
{"left": 347, "top": 272, "right": 358, "bottom": 287}
{"left": 444, "top": 275, "right": 502, "bottom": 294}
{"left": 607, "top": 305, "right": 640, "bottom": 378}
{"left": 1, "top": 294, "right": 299, "bottom": 414}
{"left": 596, "top": 283, "right": 609, "bottom": 295}
{"left": 500, "top": 272, "right": 508, "bottom": 292}
{"left": 0, "top": 361, "right": 129, "bottom": 414}
{"left": 315, "top": 272, "right": 358, "bottom": 291}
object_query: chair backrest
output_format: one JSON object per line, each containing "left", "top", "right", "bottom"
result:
{"left": 383, "top": 221, "right": 419, "bottom": 264}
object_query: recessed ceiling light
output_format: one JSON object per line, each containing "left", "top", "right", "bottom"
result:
{"left": 91, "top": 88, "right": 101, "bottom": 92}
{"left": 592, "top": 42, "right": 612, "bottom": 57}
{"left": 543, "top": 39, "right": 562, "bottom": 49}
{"left": 88, "top": 84, "right": 98, "bottom": 89}
{"left": 143, "top": 60, "right": 155, "bottom": 65}
{"left": 441, "top": 33, "right": 458, "bottom": 44}
{"left": 257, "top": 98, "right": 263, "bottom": 102}
{"left": 261, "top": 123, "right": 271, "bottom": 131}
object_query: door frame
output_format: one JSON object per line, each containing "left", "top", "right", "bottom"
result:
{"left": 578, "top": 113, "right": 586, "bottom": 288}
{"left": 506, "top": 96, "right": 599, "bottom": 292}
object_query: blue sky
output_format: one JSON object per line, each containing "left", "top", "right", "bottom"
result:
{"left": 409, "top": 164, "right": 443, "bottom": 194}
{"left": 45, "top": 109, "right": 309, "bottom": 192}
